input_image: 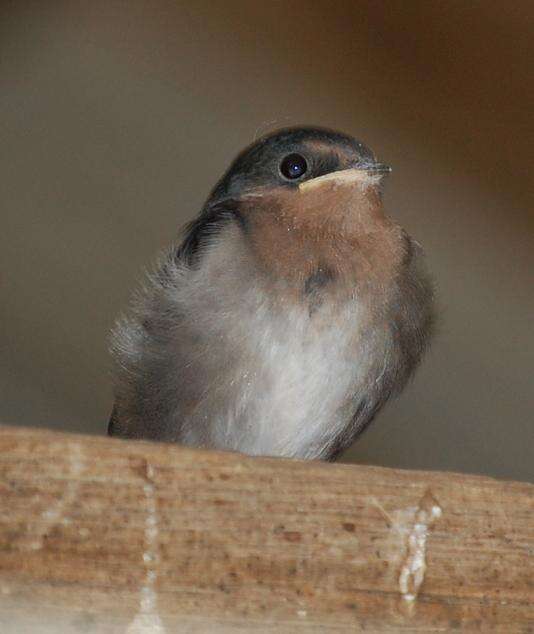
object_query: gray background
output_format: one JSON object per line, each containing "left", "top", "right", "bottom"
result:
{"left": 1, "top": 2, "right": 532, "bottom": 481}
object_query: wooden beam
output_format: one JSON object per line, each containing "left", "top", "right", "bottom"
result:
{"left": 0, "top": 425, "right": 532, "bottom": 632}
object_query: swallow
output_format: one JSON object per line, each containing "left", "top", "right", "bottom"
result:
{"left": 108, "top": 126, "right": 434, "bottom": 461}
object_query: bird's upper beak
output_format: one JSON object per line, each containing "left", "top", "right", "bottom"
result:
{"left": 299, "top": 160, "right": 391, "bottom": 192}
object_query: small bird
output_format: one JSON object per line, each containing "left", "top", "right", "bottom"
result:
{"left": 108, "top": 126, "right": 434, "bottom": 461}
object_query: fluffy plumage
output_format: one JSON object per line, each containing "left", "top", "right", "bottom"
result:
{"left": 109, "top": 126, "right": 434, "bottom": 460}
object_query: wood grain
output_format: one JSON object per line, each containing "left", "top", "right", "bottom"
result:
{"left": 0, "top": 425, "right": 532, "bottom": 633}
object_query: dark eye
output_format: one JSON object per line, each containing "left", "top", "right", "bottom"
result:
{"left": 279, "top": 153, "right": 308, "bottom": 180}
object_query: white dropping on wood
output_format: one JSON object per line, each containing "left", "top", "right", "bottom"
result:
{"left": 398, "top": 490, "right": 442, "bottom": 602}
{"left": 127, "top": 463, "right": 166, "bottom": 634}
{"left": 23, "top": 443, "right": 84, "bottom": 551}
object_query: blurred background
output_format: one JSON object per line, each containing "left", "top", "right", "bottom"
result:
{"left": 1, "top": 1, "right": 532, "bottom": 481}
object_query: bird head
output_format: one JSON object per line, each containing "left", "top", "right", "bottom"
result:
{"left": 209, "top": 126, "right": 391, "bottom": 208}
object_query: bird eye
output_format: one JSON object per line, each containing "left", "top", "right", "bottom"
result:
{"left": 279, "top": 153, "right": 308, "bottom": 180}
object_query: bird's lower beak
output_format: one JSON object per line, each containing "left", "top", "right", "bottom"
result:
{"left": 299, "top": 161, "right": 391, "bottom": 192}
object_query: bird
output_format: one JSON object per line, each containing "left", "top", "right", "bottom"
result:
{"left": 108, "top": 126, "right": 434, "bottom": 461}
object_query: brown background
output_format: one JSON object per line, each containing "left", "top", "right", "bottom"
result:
{"left": 1, "top": 1, "right": 532, "bottom": 481}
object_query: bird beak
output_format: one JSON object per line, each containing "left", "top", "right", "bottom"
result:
{"left": 366, "top": 162, "right": 392, "bottom": 175}
{"left": 299, "top": 161, "right": 391, "bottom": 192}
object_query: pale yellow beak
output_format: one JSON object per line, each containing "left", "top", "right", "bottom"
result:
{"left": 298, "top": 166, "right": 389, "bottom": 192}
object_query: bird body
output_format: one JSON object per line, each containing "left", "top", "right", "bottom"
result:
{"left": 109, "top": 127, "right": 434, "bottom": 460}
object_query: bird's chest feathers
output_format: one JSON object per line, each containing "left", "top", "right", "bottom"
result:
{"left": 182, "top": 214, "right": 402, "bottom": 457}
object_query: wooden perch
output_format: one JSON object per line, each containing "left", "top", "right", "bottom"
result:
{"left": 0, "top": 425, "right": 532, "bottom": 633}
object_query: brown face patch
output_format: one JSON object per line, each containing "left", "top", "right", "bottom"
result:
{"left": 237, "top": 178, "right": 406, "bottom": 309}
